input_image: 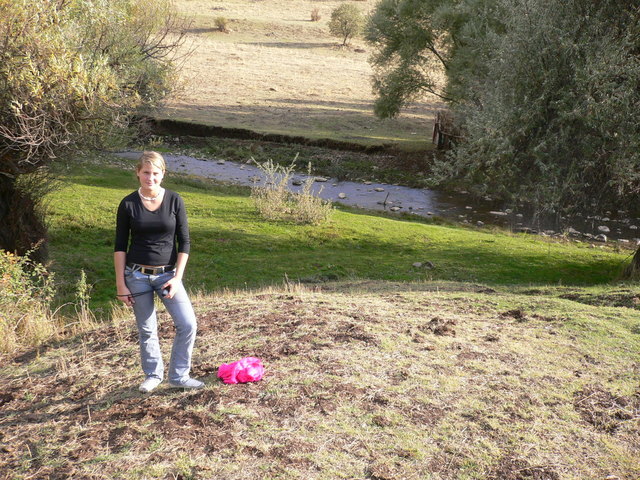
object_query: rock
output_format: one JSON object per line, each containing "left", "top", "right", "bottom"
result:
{"left": 338, "top": 193, "right": 347, "bottom": 199}
{"left": 489, "top": 211, "right": 508, "bottom": 216}
{"left": 291, "top": 178, "right": 303, "bottom": 186}
{"left": 602, "top": 217, "right": 610, "bottom": 222}
{"left": 390, "top": 206, "right": 401, "bottom": 212}
{"left": 249, "top": 176, "right": 261, "bottom": 183}
{"left": 630, "top": 225, "right": 638, "bottom": 230}
{"left": 465, "top": 206, "right": 473, "bottom": 210}
{"left": 595, "top": 234, "right": 607, "bottom": 242}
{"left": 364, "top": 181, "right": 372, "bottom": 185}
{"left": 567, "top": 227, "right": 581, "bottom": 235}
{"left": 374, "top": 187, "right": 385, "bottom": 192}
{"left": 505, "top": 208, "right": 513, "bottom": 214}
{"left": 217, "top": 160, "right": 225, "bottom": 165}
{"left": 515, "top": 213, "right": 523, "bottom": 218}
{"left": 425, "top": 261, "right": 435, "bottom": 269}
{"left": 476, "top": 221, "right": 484, "bottom": 227}
{"left": 412, "top": 262, "right": 423, "bottom": 268}
{"left": 314, "top": 177, "right": 328, "bottom": 183}
{"left": 543, "top": 230, "right": 555, "bottom": 235}
{"left": 597, "top": 225, "right": 610, "bottom": 233}
{"left": 619, "top": 239, "right": 630, "bottom": 243}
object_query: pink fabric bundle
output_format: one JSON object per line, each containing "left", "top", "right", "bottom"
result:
{"left": 217, "top": 357, "right": 264, "bottom": 384}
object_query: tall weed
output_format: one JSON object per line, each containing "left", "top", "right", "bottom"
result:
{"left": 0, "top": 250, "right": 97, "bottom": 354}
{"left": 0, "top": 249, "right": 57, "bottom": 353}
{"left": 251, "top": 157, "right": 333, "bottom": 225}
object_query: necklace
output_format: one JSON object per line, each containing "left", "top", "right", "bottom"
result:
{"left": 138, "top": 187, "right": 164, "bottom": 201}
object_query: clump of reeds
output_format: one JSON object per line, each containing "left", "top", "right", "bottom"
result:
{"left": 251, "top": 156, "right": 333, "bottom": 225}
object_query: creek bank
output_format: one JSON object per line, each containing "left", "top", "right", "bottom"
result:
{"left": 117, "top": 151, "right": 640, "bottom": 246}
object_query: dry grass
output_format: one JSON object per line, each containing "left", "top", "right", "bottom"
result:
{"left": 158, "top": 0, "right": 445, "bottom": 149}
{"left": 2, "top": 281, "right": 638, "bottom": 479}
{"left": 251, "top": 158, "right": 333, "bottom": 224}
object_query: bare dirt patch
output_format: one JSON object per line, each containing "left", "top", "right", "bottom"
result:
{"left": 488, "top": 455, "right": 560, "bottom": 480}
{"left": 573, "top": 384, "right": 640, "bottom": 433}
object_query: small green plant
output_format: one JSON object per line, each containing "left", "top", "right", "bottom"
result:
{"left": 328, "top": 3, "right": 364, "bottom": 45}
{"left": 74, "top": 269, "right": 95, "bottom": 330}
{"left": 251, "top": 157, "right": 333, "bottom": 225}
{"left": 214, "top": 16, "right": 229, "bottom": 33}
{"left": 311, "top": 8, "right": 321, "bottom": 22}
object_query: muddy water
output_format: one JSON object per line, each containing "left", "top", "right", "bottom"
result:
{"left": 118, "top": 152, "right": 640, "bottom": 244}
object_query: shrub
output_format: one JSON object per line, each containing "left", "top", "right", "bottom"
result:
{"left": 329, "top": 3, "right": 364, "bottom": 45}
{"left": 0, "top": 250, "right": 97, "bottom": 354}
{"left": 251, "top": 158, "right": 333, "bottom": 225}
{"left": 215, "top": 16, "right": 230, "bottom": 32}
{"left": 0, "top": 249, "right": 57, "bottom": 353}
{"left": 311, "top": 8, "right": 321, "bottom": 22}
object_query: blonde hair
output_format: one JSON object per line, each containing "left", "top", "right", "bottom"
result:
{"left": 136, "top": 151, "right": 166, "bottom": 173}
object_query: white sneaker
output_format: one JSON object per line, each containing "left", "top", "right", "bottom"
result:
{"left": 139, "top": 377, "right": 162, "bottom": 393}
{"left": 169, "top": 378, "right": 205, "bottom": 389}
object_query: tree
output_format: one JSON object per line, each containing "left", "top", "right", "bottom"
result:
{"left": 440, "top": 0, "right": 640, "bottom": 214}
{"left": 0, "top": 0, "right": 189, "bottom": 262}
{"left": 366, "top": 0, "right": 640, "bottom": 274}
{"left": 329, "top": 3, "right": 364, "bottom": 46}
{"left": 365, "top": 0, "right": 504, "bottom": 118}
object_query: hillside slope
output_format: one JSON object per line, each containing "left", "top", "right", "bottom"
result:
{"left": 2, "top": 282, "right": 638, "bottom": 479}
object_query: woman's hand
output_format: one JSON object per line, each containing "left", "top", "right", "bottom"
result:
{"left": 160, "top": 277, "right": 180, "bottom": 299}
{"left": 116, "top": 286, "right": 135, "bottom": 306}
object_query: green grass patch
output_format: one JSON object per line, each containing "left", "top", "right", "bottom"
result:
{"left": 47, "top": 154, "right": 628, "bottom": 315}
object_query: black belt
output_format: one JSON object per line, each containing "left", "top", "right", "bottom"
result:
{"left": 127, "top": 263, "right": 175, "bottom": 275}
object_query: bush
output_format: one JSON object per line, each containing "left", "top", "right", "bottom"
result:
{"left": 311, "top": 8, "right": 321, "bottom": 22}
{"left": 215, "top": 16, "right": 230, "bottom": 32}
{"left": 329, "top": 3, "right": 364, "bottom": 45}
{"left": 251, "top": 158, "right": 333, "bottom": 225}
{"left": 0, "top": 249, "right": 57, "bottom": 353}
{"left": 0, "top": 249, "right": 97, "bottom": 354}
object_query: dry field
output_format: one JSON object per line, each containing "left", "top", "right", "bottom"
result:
{"left": 1, "top": 282, "right": 639, "bottom": 479}
{"left": 158, "top": 0, "right": 443, "bottom": 149}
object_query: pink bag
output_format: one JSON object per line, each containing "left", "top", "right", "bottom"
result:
{"left": 217, "top": 357, "right": 264, "bottom": 384}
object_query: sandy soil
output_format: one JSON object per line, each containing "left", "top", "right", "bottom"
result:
{"left": 159, "top": 0, "right": 444, "bottom": 148}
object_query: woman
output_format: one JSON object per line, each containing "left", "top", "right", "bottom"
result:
{"left": 114, "top": 151, "right": 204, "bottom": 393}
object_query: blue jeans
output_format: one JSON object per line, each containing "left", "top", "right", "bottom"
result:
{"left": 124, "top": 266, "right": 197, "bottom": 383}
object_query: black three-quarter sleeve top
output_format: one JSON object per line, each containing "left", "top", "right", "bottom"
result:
{"left": 114, "top": 189, "right": 191, "bottom": 266}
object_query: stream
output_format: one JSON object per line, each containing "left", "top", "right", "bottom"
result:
{"left": 117, "top": 151, "right": 640, "bottom": 245}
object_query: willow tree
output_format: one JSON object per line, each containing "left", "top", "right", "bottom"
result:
{"left": 365, "top": 0, "right": 503, "bottom": 118}
{"left": 0, "top": 0, "right": 189, "bottom": 261}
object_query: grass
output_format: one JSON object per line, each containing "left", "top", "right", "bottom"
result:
{"left": 1, "top": 282, "right": 638, "bottom": 479}
{"left": 1, "top": 152, "right": 638, "bottom": 479}
{"left": 46, "top": 153, "right": 628, "bottom": 313}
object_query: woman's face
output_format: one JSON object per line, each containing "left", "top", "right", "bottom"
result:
{"left": 137, "top": 162, "right": 164, "bottom": 190}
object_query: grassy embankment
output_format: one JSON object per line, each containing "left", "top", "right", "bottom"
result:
{"left": 46, "top": 154, "right": 630, "bottom": 311}
{"left": 1, "top": 153, "right": 638, "bottom": 479}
